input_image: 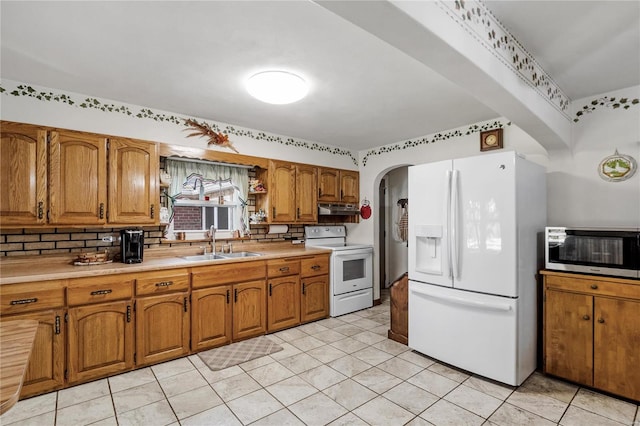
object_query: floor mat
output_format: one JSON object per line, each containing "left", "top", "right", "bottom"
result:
{"left": 197, "top": 336, "right": 283, "bottom": 371}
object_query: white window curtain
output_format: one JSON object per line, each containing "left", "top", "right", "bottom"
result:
{"left": 166, "top": 159, "right": 249, "bottom": 235}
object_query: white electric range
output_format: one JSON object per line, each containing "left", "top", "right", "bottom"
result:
{"left": 304, "top": 226, "right": 374, "bottom": 316}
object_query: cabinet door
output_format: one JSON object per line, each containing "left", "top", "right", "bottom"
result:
{"left": 108, "top": 138, "right": 159, "bottom": 224}
{"left": 233, "top": 281, "right": 266, "bottom": 340}
{"left": 269, "top": 161, "right": 296, "bottom": 222}
{"left": 295, "top": 164, "right": 317, "bottom": 223}
{"left": 594, "top": 297, "right": 640, "bottom": 401}
{"left": 301, "top": 275, "right": 329, "bottom": 323}
{"left": 136, "top": 293, "right": 190, "bottom": 366}
{"left": 3, "top": 310, "right": 65, "bottom": 398}
{"left": 544, "top": 289, "right": 593, "bottom": 386}
{"left": 67, "top": 301, "right": 133, "bottom": 384}
{"left": 191, "top": 286, "right": 232, "bottom": 351}
{"left": 340, "top": 170, "right": 359, "bottom": 204}
{"left": 318, "top": 168, "right": 340, "bottom": 202}
{"left": 49, "top": 130, "right": 107, "bottom": 225}
{"left": 0, "top": 123, "right": 47, "bottom": 226}
{"left": 267, "top": 276, "right": 301, "bottom": 332}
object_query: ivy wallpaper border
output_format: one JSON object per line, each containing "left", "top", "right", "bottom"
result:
{"left": 0, "top": 83, "right": 359, "bottom": 166}
{"left": 361, "top": 120, "right": 511, "bottom": 166}
{"left": 439, "top": 0, "right": 571, "bottom": 118}
{"left": 573, "top": 96, "right": 639, "bottom": 122}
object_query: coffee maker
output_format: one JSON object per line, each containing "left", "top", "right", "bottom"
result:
{"left": 120, "top": 229, "right": 144, "bottom": 263}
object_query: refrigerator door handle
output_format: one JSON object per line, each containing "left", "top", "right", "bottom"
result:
{"left": 451, "top": 169, "right": 460, "bottom": 279}
{"left": 446, "top": 170, "right": 453, "bottom": 278}
{"left": 411, "top": 285, "right": 513, "bottom": 312}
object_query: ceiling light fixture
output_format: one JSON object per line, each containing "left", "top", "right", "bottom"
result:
{"left": 246, "top": 71, "right": 308, "bottom": 105}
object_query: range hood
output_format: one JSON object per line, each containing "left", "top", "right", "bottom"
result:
{"left": 318, "top": 203, "right": 360, "bottom": 216}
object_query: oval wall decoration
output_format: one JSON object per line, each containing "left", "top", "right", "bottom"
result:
{"left": 598, "top": 150, "right": 637, "bottom": 182}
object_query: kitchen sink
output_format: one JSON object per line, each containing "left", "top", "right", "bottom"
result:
{"left": 181, "top": 254, "right": 227, "bottom": 261}
{"left": 217, "top": 251, "right": 262, "bottom": 258}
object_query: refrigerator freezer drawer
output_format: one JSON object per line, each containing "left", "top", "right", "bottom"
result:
{"left": 408, "top": 280, "right": 533, "bottom": 386}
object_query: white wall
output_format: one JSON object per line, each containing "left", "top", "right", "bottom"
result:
{"left": 0, "top": 79, "right": 358, "bottom": 171}
{"left": 547, "top": 86, "right": 640, "bottom": 227}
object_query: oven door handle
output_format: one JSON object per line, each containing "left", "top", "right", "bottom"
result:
{"left": 333, "top": 252, "right": 372, "bottom": 261}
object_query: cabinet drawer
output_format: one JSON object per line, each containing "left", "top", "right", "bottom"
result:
{"left": 68, "top": 276, "right": 134, "bottom": 306}
{"left": 136, "top": 269, "right": 190, "bottom": 296}
{"left": 300, "top": 256, "right": 330, "bottom": 278}
{"left": 267, "top": 259, "right": 301, "bottom": 277}
{"left": 192, "top": 261, "right": 266, "bottom": 289}
{"left": 545, "top": 275, "right": 640, "bottom": 300}
{"left": 0, "top": 281, "right": 65, "bottom": 315}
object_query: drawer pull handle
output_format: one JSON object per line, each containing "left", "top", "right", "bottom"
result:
{"left": 582, "top": 315, "right": 590, "bottom": 321}
{"left": 311, "top": 265, "right": 321, "bottom": 270}
{"left": 126, "top": 305, "right": 131, "bottom": 323}
{"left": 99, "top": 203, "right": 105, "bottom": 219}
{"left": 90, "top": 289, "right": 112, "bottom": 296}
{"left": 598, "top": 318, "right": 605, "bottom": 324}
{"left": 155, "top": 281, "right": 174, "bottom": 287}
{"left": 590, "top": 284, "right": 598, "bottom": 289}
{"left": 55, "top": 315, "right": 61, "bottom": 334}
{"left": 279, "top": 267, "right": 290, "bottom": 272}
{"left": 10, "top": 298, "right": 38, "bottom": 305}
{"left": 38, "top": 201, "right": 44, "bottom": 219}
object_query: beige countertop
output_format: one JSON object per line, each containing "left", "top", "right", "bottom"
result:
{"left": 0, "top": 243, "right": 331, "bottom": 285}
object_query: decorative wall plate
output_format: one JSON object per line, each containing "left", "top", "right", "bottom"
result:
{"left": 598, "top": 150, "right": 637, "bottom": 182}
{"left": 480, "top": 128, "right": 503, "bottom": 151}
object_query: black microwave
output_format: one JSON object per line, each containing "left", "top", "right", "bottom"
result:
{"left": 545, "top": 227, "right": 640, "bottom": 279}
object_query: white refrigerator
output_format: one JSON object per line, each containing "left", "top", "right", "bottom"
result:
{"left": 408, "top": 151, "right": 546, "bottom": 386}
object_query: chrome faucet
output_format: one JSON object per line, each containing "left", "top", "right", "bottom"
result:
{"left": 209, "top": 226, "right": 216, "bottom": 253}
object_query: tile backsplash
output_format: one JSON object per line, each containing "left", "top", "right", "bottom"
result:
{"left": 0, "top": 225, "right": 307, "bottom": 257}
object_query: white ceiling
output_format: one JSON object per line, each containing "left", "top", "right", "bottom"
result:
{"left": 1, "top": 1, "right": 638, "bottom": 151}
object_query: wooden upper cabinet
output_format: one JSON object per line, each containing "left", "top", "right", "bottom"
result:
{"left": 318, "top": 168, "right": 340, "bottom": 202}
{"left": 49, "top": 130, "right": 107, "bottom": 225}
{"left": 269, "top": 161, "right": 296, "bottom": 223}
{"left": 340, "top": 170, "right": 359, "bottom": 204}
{"left": 108, "top": 138, "right": 159, "bottom": 224}
{"left": 0, "top": 122, "right": 47, "bottom": 226}
{"left": 317, "top": 167, "right": 359, "bottom": 204}
{"left": 296, "top": 164, "right": 317, "bottom": 223}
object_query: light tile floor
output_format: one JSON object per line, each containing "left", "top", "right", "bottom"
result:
{"left": 2, "top": 290, "right": 639, "bottom": 426}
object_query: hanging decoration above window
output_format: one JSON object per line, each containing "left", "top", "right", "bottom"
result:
{"left": 598, "top": 149, "right": 637, "bottom": 182}
{"left": 184, "top": 118, "right": 239, "bottom": 153}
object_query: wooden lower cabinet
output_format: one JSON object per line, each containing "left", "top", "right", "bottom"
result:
{"left": 191, "top": 286, "right": 232, "bottom": 351}
{"left": 542, "top": 271, "right": 640, "bottom": 402}
{"left": 301, "top": 275, "right": 329, "bottom": 323}
{"left": 3, "top": 310, "right": 65, "bottom": 397}
{"left": 267, "top": 275, "right": 301, "bottom": 332}
{"left": 544, "top": 289, "right": 593, "bottom": 385}
{"left": 593, "top": 297, "right": 640, "bottom": 401}
{"left": 136, "top": 293, "right": 190, "bottom": 366}
{"left": 67, "top": 301, "right": 134, "bottom": 384}
{"left": 233, "top": 281, "right": 267, "bottom": 341}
